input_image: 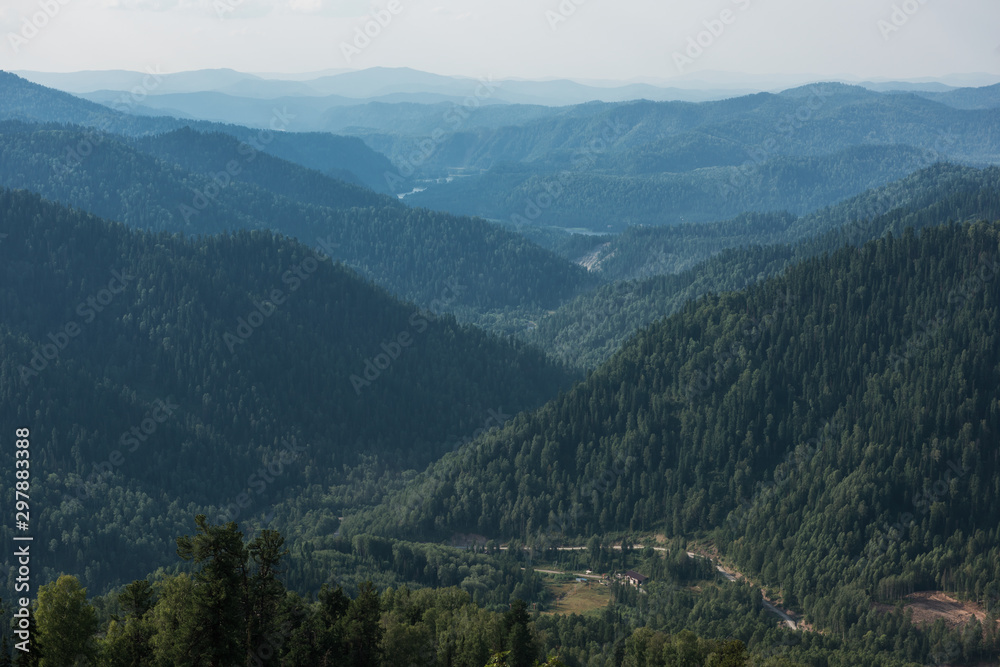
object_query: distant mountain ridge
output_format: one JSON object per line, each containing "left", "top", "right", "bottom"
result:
{"left": 0, "top": 70, "right": 398, "bottom": 192}
{"left": 0, "top": 120, "right": 596, "bottom": 312}
{"left": 13, "top": 66, "right": 759, "bottom": 106}
{"left": 15, "top": 66, "right": 1000, "bottom": 106}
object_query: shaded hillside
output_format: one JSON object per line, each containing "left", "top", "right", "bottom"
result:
{"left": 528, "top": 164, "right": 1000, "bottom": 369}
{"left": 132, "top": 127, "right": 400, "bottom": 211}
{"left": 350, "top": 220, "right": 1000, "bottom": 640}
{"left": 397, "top": 85, "right": 1000, "bottom": 229}
{"left": 0, "top": 121, "right": 596, "bottom": 312}
{"left": 0, "top": 71, "right": 398, "bottom": 192}
{"left": 0, "top": 189, "right": 576, "bottom": 592}
{"left": 409, "top": 145, "right": 952, "bottom": 230}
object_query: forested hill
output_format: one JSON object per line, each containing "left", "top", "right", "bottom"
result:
{"left": 399, "top": 83, "right": 1000, "bottom": 229}
{"left": 915, "top": 82, "right": 1000, "bottom": 110}
{"left": 408, "top": 144, "right": 941, "bottom": 231}
{"left": 131, "top": 126, "right": 401, "bottom": 211}
{"left": 0, "top": 70, "right": 398, "bottom": 192}
{"left": 576, "top": 212, "right": 798, "bottom": 281}
{"left": 564, "top": 163, "right": 1000, "bottom": 282}
{"left": 0, "top": 121, "right": 596, "bottom": 311}
{"left": 529, "top": 164, "right": 1000, "bottom": 369}
{"left": 350, "top": 219, "right": 1000, "bottom": 633}
{"left": 0, "top": 70, "right": 169, "bottom": 133}
{"left": 373, "top": 84, "right": 998, "bottom": 173}
{"left": 0, "top": 188, "right": 576, "bottom": 592}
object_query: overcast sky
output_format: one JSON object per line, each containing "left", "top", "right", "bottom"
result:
{"left": 1, "top": 0, "right": 998, "bottom": 83}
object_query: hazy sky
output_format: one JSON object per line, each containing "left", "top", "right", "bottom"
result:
{"left": 1, "top": 0, "right": 998, "bottom": 82}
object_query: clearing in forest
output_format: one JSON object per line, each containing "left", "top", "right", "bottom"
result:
{"left": 542, "top": 578, "right": 612, "bottom": 616}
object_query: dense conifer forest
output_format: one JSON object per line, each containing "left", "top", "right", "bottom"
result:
{"left": 2, "top": 69, "right": 1000, "bottom": 666}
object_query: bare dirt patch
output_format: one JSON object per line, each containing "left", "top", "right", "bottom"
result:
{"left": 876, "top": 591, "right": 993, "bottom": 629}
{"left": 576, "top": 243, "right": 612, "bottom": 272}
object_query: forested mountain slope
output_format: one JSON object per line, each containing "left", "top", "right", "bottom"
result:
{"left": 915, "top": 82, "right": 1000, "bottom": 110}
{"left": 131, "top": 126, "right": 400, "bottom": 211}
{"left": 575, "top": 212, "right": 798, "bottom": 281}
{"left": 407, "top": 144, "right": 955, "bottom": 230}
{"left": 350, "top": 220, "right": 1000, "bottom": 639}
{"left": 0, "top": 189, "right": 576, "bottom": 593}
{"left": 0, "top": 70, "right": 398, "bottom": 192}
{"left": 0, "top": 121, "right": 596, "bottom": 311}
{"left": 394, "top": 85, "right": 1000, "bottom": 229}
{"left": 564, "top": 164, "right": 1000, "bottom": 282}
{"left": 391, "top": 85, "right": 999, "bottom": 174}
{"left": 528, "top": 164, "right": 1000, "bottom": 369}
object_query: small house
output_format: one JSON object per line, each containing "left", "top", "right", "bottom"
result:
{"left": 624, "top": 570, "right": 648, "bottom": 587}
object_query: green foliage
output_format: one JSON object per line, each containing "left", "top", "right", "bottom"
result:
{"left": 133, "top": 127, "right": 401, "bottom": 211}
{"left": 11, "top": 610, "right": 40, "bottom": 667}
{"left": 0, "top": 188, "right": 576, "bottom": 594}
{"left": 283, "top": 535, "right": 546, "bottom": 610}
{"left": 35, "top": 575, "right": 97, "bottom": 666}
{"left": 359, "top": 221, "right": 1000, "bottom": 664}
{"left": 98, "top": 579, "right": 158, "bottom": 666}
{"left": 0, "top": 121, "right": 596, "bottom": 312}
{"left": 3, "top": 516, "right": 967, "bottom": 666}
{"left": 5, "top": 66, "right": 1000, "bottom": 667}
{"left": 0, "top": 638, "right": 11, "bottom": 667}
{"left": 174, "top": 516, "right": 254, "bottom": 664}
{"left": 342, "top": 582, "right": 384, "bottom": 667}
{"left": 528, "top": 164, "right": 1000, "bottom": 370}
{"left": 623, "top": 628, "right": 748, "bottom": 667}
